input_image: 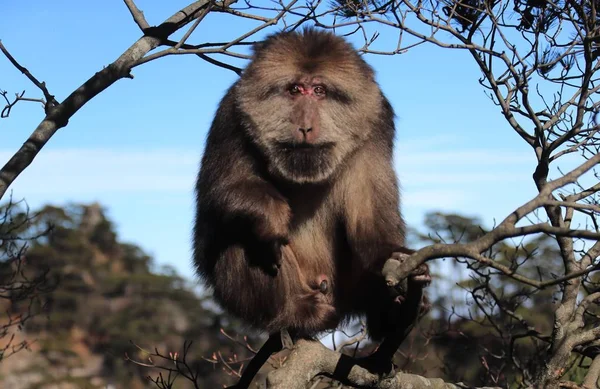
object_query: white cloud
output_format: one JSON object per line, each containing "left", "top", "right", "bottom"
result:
{"left": 396, "top": 149, "right": 534, "bottom": 166}
{"left": 0, "top": 148, "right": 201, "bottom": 195}
{"left": 392, "top": 146, "right": 537, "bottom": 225}
{"left": 399, "top": 171, "right": 528, "bottom": 185}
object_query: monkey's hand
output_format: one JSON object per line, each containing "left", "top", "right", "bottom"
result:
{"left": 388, "top": 251, "right": 431, "bottom": 284}
{"left": 387, "top": 251, "right": 431, "bottom": 305}
{"left": 259, "top": 238, "right": 289, "bottom": 276}
{"left": 252, "top": 190, "right": 292, "bottom": 275}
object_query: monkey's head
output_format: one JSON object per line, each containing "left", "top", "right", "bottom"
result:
{"left": 236, "top": 28, "right": 386, "bottom": 184}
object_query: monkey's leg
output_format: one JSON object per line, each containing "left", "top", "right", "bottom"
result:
{"left": 369, "top": 282, "right": 427, "bottom": 363}
{"left": 358, "top": 259, "right": 431, "bottom": 375}
{"left": 373, "top": 254, "right": 431, "bottom": 361}
{"left": 228, "top": 331, "right": 291, "bottom": 389}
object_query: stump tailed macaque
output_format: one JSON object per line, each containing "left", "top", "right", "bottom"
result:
{"left": 193, "top": 27, "right": 430, "bottom": 385}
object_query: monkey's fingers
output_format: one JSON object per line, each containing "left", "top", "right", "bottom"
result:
{"left": 389, "top": 251, "right": 431, "bottom": 284}
{"left": 410, "top": 262, "right": 429, "bottom": 275}
{"left": 389, "top": 251, "right": 410, "bottom": 262}
{"left": 409, "top": 263, "right": 431, "bottom": 286}
{"left": 389, "top": 251, "right": 429, "bottom": 281}
{"left": 411, "top": 274, "right": 432, "bottom": 283}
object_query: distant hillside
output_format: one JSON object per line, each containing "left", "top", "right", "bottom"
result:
{"left": 0, "top": 202, "right": 257, "bottom": 389}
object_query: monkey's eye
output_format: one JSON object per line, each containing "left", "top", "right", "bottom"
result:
{"left": 289, "top": 84, "right": 302, "bottom": 95}
{"left": 313, "top": 85, "right": 326, "bottom": 97}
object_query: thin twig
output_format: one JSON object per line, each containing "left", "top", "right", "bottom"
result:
{"left": 0, "top": 41, "right": 58, "bottom": 110}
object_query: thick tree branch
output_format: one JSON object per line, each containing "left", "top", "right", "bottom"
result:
{"left": 265, "top": 339, "right": 501, "bottom": 389}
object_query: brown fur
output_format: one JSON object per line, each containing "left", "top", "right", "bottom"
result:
{"left": 193, "top": 27, "right": 428, "bottom": 339}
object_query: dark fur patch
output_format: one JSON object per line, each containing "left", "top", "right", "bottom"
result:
{"left": 249, "top": 26, "right": 374, "bottom": 82}
{"left": 275, "top": 143, "right": 335, "bottom": 180}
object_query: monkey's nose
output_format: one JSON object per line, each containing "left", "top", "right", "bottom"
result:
{"left": 298, "top": 127, "right": 313, "bottom": 136}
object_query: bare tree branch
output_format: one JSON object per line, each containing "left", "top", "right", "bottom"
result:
{"left": 0, "top": 41, "right": 58, "bottom": 112}
{"left": 0, "top": 90, "right": 45, "bottom": 118}
{"left": 123, "top": 0, "right": 150, "bottom": 31}
{"left": 0, "top": 0, "right": 216, "bottom": 200}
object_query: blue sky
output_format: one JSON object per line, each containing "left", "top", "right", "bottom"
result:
{"left": 0, "top": 1, "right": 540, "bottom": 278}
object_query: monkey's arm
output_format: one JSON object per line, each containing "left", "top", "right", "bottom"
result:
{"left": 341, "top": 142, "right": 431, "bottom": 368}
{"left": 341, "top": 143, "right": 407, "bottom": 273}
{"left": 198, "top": 170, "right": 292, "bottom": 275}
{"left": 341, "top": 139, "right": 430, "bottom": 298}
{"left": 197, "top": 147, "right": 292, "bottom": 270}
{"left": 341, "top": 153, "right": 431, "bottom": 288}
{"left": 207, "top": 179, "right": 291, "bottom": 245}
{"left": 196, "top": 96, "right": 292, "bottom": 272}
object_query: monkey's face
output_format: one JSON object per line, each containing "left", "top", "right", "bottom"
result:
{"left": 236, "top": 30, "right": 384, "bottom": 184}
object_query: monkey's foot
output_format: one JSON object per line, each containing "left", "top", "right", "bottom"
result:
{"left": 296, "top": 295, "right": 339, "bottom": 331}
{"left": 355, "top": 352, "right": 397, "bottom": 379}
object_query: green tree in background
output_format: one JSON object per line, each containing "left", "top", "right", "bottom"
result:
{"left": 0, "top": 197, "right": 52, "bottom": 364}
{"left": 0, "top": 202, "right": 259, "bottom": 389}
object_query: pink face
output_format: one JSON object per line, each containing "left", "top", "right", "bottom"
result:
{"left": 287, "top": 77, "right": 326, "bottom": 144}
{"left": 236, "top": 48, "right": 382, "bottom": 184}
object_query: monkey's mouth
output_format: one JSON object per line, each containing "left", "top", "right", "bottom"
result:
{"left": 276, "top": 141, "right": 336, "bottom": 151}
{"left": 272, "top": 141, "right": 337, "bottom": 183}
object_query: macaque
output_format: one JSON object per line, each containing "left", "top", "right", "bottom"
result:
{"left": 192, "top": 27, "right": 430, "bottom": 379}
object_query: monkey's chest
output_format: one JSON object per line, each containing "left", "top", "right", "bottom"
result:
{"left": 286, "top": 216, "right": 336, "bottom": 280}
